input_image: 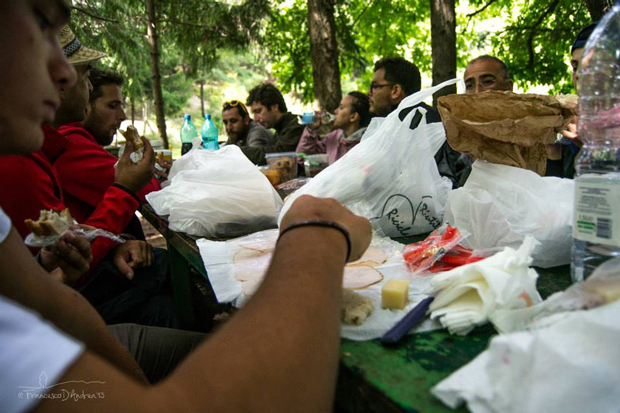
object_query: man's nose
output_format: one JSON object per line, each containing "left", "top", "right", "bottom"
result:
{"left": 119, "top": 108, "right": 127, "bottom": 122}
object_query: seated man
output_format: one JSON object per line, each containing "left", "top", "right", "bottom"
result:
{"left": 222, "top": 99, "right": 272, "bottom": 148}
{"left": 0, "top": 3, "right": 372, "bottom": 406}
{"left": 553, "top": 21, "right": 600, "bottom": 179}
{"left": 369, "top": 56, "right": 468, "bottom": 188}
{"left": 296, "top": 91, "right": 371, "bottom": 165}
{"left": 243, "top": 83, "right": 305, "bottom": 165}
{"left": 50, "top": 29, "right": 160, "bottom": 237}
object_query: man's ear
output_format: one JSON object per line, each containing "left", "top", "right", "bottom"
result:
{"left": 391, "top": 84, "right": 404, "bottom": 101}
{"left": 269, "top": 103, "right": 279, "bottom": 114}
{"left": 507, "top": 79, "right": 514, "bottom": 92}
{"left": 58, "top": 85, "right": 68, "bottom": 100}
{"left": 85, "top": 102, "right": 93, "bottom": 117}
{"left": 243, "top": 116, "right": 250, "bottom": 126}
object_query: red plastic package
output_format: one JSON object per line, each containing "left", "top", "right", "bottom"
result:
{"left": 403, "top": 224, "right": 465, "bottom": 273}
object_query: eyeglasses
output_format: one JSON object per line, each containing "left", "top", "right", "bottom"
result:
{"left": 223, "top": 100, "right": 248, "bottom": 116}
{"left": 464, "top": 77, "right": 499, "bottom": 92}
{"left": 369, "top": 83, "right": 394, "bottom": 92}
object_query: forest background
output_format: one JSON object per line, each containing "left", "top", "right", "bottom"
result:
{"left": 71, "top": 0, "right": 612, "bottom": 155}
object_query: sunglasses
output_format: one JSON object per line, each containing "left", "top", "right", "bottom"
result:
{"left": 223, "top": 100, "right": 248, "bottom": 117}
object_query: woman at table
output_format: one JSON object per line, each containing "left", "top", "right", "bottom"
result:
{"left": 0, "top": 2, "right": 372, "bottom": 411}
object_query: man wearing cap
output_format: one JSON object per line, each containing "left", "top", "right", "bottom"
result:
{"left": 222, "top": 99, "right": 272, "bottom": 148}
{"left": 0, "top": 26, "right": 177, "bottom": 328}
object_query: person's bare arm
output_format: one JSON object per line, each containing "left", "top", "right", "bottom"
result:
{"left": 36, "top": 195, "right": 371, "bottom": 412}
{"left": 0, "top": 228, "right": 148, "bottom": 384}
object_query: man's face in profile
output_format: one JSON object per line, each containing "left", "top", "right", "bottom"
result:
{"left": 464, "top": 59, "right": 513, "bottom": 94}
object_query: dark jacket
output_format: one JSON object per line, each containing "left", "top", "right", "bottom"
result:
{"left": 242, "top": 112, "right": 305, "bottom": 165}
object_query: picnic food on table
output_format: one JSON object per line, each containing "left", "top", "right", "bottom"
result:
{"left": 24, "top": 208, "right": 74, "bottom": 236}
{"left": 341, "top": 288, "right": 375, "bottom": 325}
{"left": 120, "top": 125, "right": 144, "bottom": 150}
{"left": 233, "top": 245, "right": 386, "bottom": 297}
{"left": 381, "top": 279, "right": 409, "bottom": 310}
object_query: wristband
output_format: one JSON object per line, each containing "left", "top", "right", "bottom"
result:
{"left": 278, "top": 219, "right": 352, "bottom": 263}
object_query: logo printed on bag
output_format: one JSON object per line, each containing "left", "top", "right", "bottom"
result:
{"left": 370, "top": 194, "right": 441, "bottom": 237}
{"left": 398, "top": 103, "right": 442, "bottom": 130}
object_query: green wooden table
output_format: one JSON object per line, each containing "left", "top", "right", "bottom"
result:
{"left": 141, "top": 204, "right": 572, "bottom": 412}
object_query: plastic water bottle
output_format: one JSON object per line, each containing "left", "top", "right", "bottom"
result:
{"left": 201, "top": 114, "right": 220, "bottom": 150}
{"left": 180, "top": 114, "right": 198, "bottom": 155}
{"left": 572, "top": 7, "right": 620, "bottom": 282}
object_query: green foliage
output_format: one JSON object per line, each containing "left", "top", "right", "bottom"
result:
{"left": 461, "top": 0, "right": 593, "bottom": 94}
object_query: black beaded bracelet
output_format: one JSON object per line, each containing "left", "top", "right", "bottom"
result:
{"left": 278, "top": 219, "right": 352, "bottom": 263}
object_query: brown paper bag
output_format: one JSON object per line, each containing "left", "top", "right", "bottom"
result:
{"left": 437, "top": 91, "right": 575, "bottom": 175}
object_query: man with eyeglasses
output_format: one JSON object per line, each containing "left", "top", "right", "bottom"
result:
{"left": 368, "top": 57, "right": 422, "bottom": 117}
{"left": 222, "top": 100, "right": 272, "bottom": 148}
{"left": 463, "top": 55, "right": 514, "bottom": 94}
{"left": 368, "top": 56, "right": 468, "bottom": 188}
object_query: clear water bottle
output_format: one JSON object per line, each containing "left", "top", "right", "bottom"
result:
{"left": 201, "top": 114, "right": 220, "bottom": 151}
{"left": 572, "top": 7, "right": 620, "bottom": 282}
{"left": 180, "top": 114, "right": 198, "bottom": 155}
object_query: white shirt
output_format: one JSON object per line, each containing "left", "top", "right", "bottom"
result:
{"left": 0, "top": 209, "right": 85, "bottom": 413}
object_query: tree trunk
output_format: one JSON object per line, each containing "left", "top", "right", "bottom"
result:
{"left": 307, "top": 0, "right": 341, "bottom": 112}
{"left": 146, "top": 0, "right": 169, "bottom": 149}
{"left": 130, "top": 96, "right": 135, "bottom": 126}
{"left": 584, "top": 0, "right": 612, "bottom": 21}
{"left": 430, "top": 0, "right": 457, "bottom": 107}
{"left": 199, "top": 81, "right": 205, "bottom": 119}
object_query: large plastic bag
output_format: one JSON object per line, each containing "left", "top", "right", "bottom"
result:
{"left": 146, "top": 144, "right": 283, "bottom": 238}
{"left": 443, "top": 160, "right": 573, "bottom": 268}
{"left": 278, "top": 79, "right": 459, "bottom": 238}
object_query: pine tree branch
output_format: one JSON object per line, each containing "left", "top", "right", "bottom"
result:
{"left": 72, "top": 6, "right": 118, "bottom": 23}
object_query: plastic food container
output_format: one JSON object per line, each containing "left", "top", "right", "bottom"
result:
{"left": 264, "top": 152, "right": 298, "bottom": 185}
{"left": 303, "top": 154, "right": 329, "bottom": 177}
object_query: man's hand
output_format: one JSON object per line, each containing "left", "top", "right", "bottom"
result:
{"left": 40, "top": 231, "right": 93, "bottom": 285}
{"left": 280, "top": 195, "right": 371, "bottom": 263}
{"left": 560, "top": 117, "right": 582, "bottom": 147}
{"left": 154, "top": 158, "right": 173, "bottom": 181}
{"left": 112, "top": 240, "right": 154, "bottom": 280}
{"left": 115, "top": 136, "right": 156, "bottom": 192}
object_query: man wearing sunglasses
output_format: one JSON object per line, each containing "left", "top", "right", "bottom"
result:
{"left": 222, "top": 100, "right": 272, "bottom": 148}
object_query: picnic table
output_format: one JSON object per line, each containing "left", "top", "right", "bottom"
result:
{"left": 140, "top": 203, "right": 572, "bottom": 412}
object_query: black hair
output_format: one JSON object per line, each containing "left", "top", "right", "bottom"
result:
{"left": 373, "top": 57, "right": 421, "bottom": 96}
{"left": 347, "top": 91, "right": 372, "bottom": 127}
{"left": 89, "top": 68, "right": 124, "bottom": 103}
{"left": 246, "top": 83, "right": 287, "bottom": 113}
{"left": 467, "top": 55, "right": 511, "bottom": 80}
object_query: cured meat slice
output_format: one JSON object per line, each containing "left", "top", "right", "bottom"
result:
{"left": 343, "top": 266, "right": 383, "bottom": 289}
{"left": 233, "top": 249, "right": 272, "bottom": 281}
{"left": 348, "top": 247, "right": 388, "bottom": 267}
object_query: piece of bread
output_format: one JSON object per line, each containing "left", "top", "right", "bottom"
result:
{"left": 341, "top": 288, "right": 374, "bottom": 325}
{"left": 120, "top": 125, "right": 144, "bottom": 150}
{"left": 24, "top": 209, "right": 73, "bottom": 236}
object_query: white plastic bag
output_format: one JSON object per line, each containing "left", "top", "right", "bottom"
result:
{"left": 278, "top": 79, "right": 459, "bottom": 238}
{"left": 146, "top": 145, "right": 283, "bottom": 238}
{"left": 443, "top": 160, "right": 574, "bottom": 268}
